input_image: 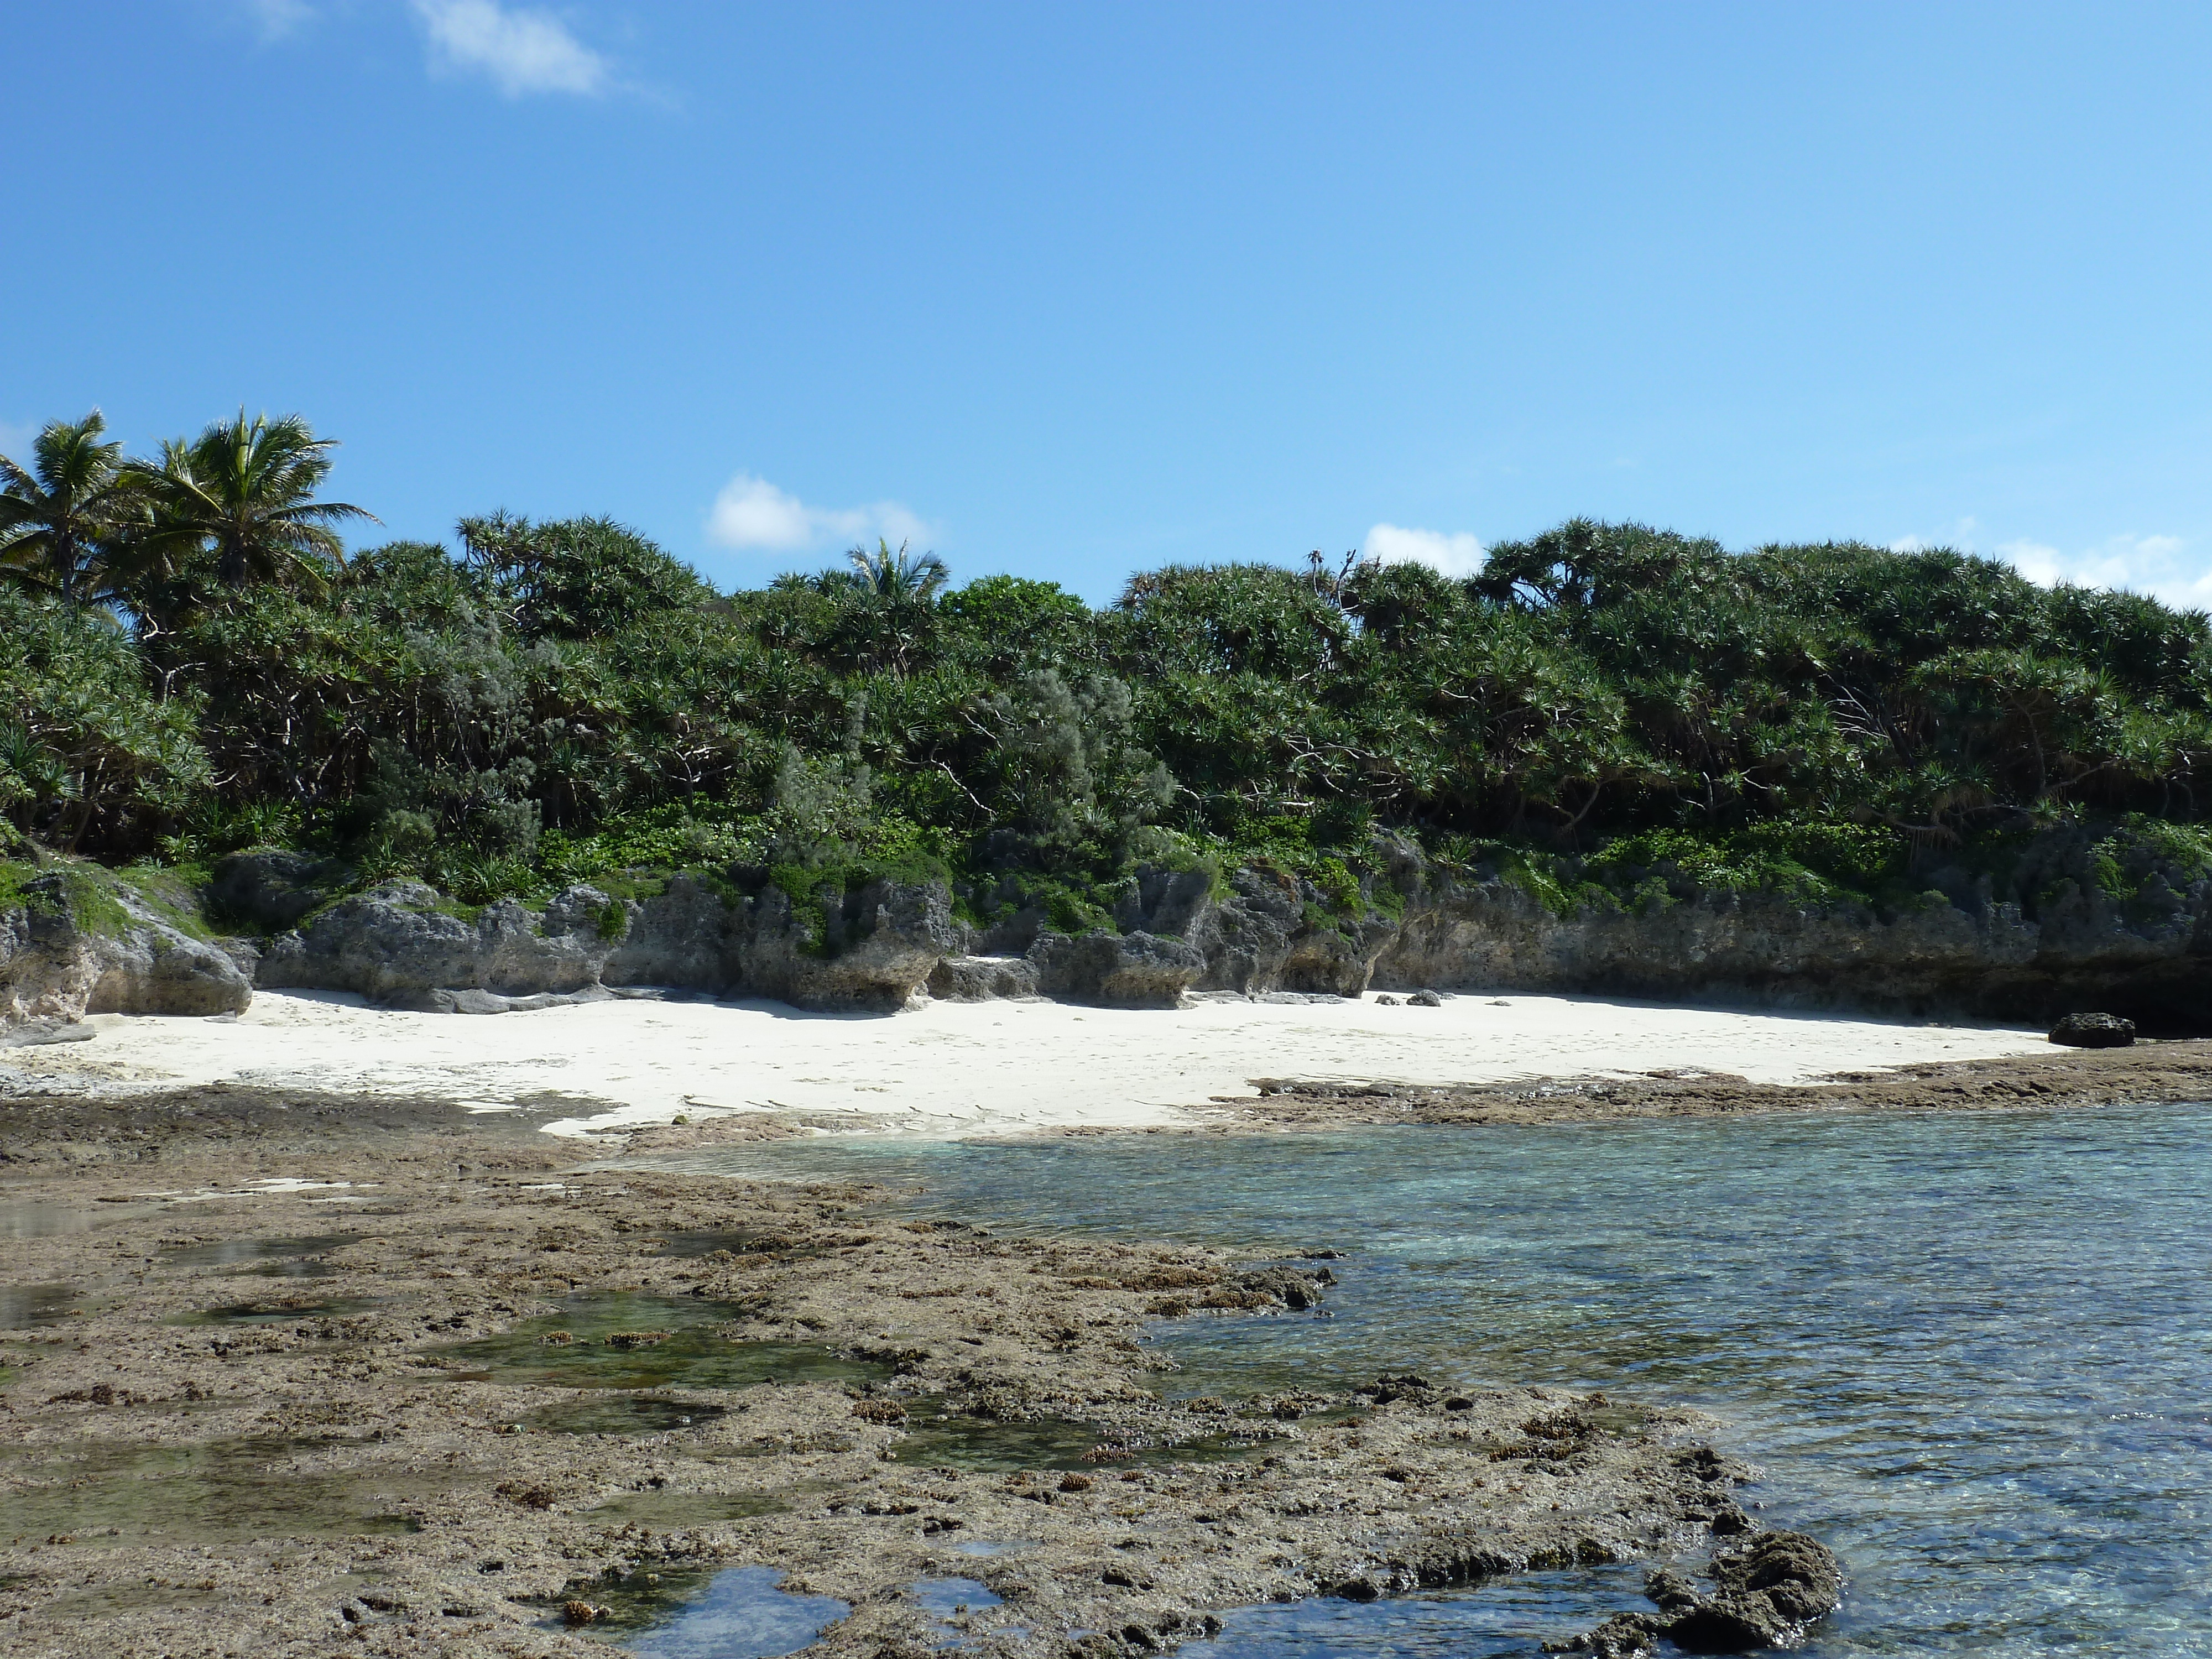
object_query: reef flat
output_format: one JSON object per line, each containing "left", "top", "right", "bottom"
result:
{"left": 0, "top": 1087, "right": 1806, "bottom": 1657}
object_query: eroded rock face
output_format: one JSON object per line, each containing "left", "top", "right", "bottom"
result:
{"left": 1, "top": 871, "right": 252, "bottom": 1036}
{"left": 18, "top": 812, "right": 2212, "bottom": 1032}
{"left": 253, "top": 872, "right": 954, "bottom": 1014}
{"left": 1028, "top": 929, "right": 1207, "bottom": 1007}
{"left": 978, "top": 822, "right": 2212, "bottom": 1030}
{"left": 927, "top": 954, "right": 1040, "bottom": 1002}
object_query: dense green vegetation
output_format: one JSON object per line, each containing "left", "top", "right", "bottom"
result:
{"left": 6, "top": 410, "right": 2211, "bottom": 921}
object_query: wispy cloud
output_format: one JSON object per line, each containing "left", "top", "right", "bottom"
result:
{"left": 411, "top": 0, "right": 609, "bottom": 97}
{"left": 240, "top": 0, "right": 315, "bottom": 38}
{"left": 1995, "top": 533, "right": 2211, "bottom": 609}
{"left": 706, "top": 473, "right": 933, "bottom": 556}
{"left": 0, "top": 419, "right": 36, "bottom": 462}
{"left": 1364, "top": 522, "right": 1485, "bottom": 579}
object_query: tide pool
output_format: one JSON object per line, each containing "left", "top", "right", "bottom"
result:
{"left": 647, "top": 1101, "right": 2212, "bottom": 1655}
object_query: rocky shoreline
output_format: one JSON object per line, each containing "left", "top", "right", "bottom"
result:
{"left": 9, "top": 813, "right": 2212, "bottom": 1046}
{"left": 1198, "top": 1037, "right": 2212, "bottom": 1132}
{"left": 0, "top": 1087, "right": 1833, "bottom": 1658}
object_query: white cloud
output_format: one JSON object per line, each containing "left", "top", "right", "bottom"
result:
{"left": 1364, "top": 522, "right": 1485, "bottom": 579}
{"left": 0, "top": 419, "right": 35, "bottom": 462}
{"left": 706, "top": 473, "right": 932, "bottom": 556}
{"left": 1994, "top": 533, "right": 2210, "bottom": 609}
{"left": 241, "top": 0, "right": 314, "bottom": 37}
{"left": 411, "top": 0, "right": 608, "bottom": 97}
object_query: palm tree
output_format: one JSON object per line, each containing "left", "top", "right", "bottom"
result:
{"left": 135, "top": 411, "right": 376, "bottom": 593}
{"left": 847, "top": 538, "right": 950, "bottom": 602}
{"left": 839, "top": 539, "right": 950, "bottom": 675}
{"left": 0, "top": 411, "right": 144, "bottom": 604}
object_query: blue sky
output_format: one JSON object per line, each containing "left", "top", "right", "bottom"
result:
{"left": 7, "top": 3, "right": 2210, "bottom": 606}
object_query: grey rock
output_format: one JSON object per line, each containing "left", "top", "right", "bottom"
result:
{"left": 738, "top": 878, "right": 956, "bottom": 1012}
{"left": 2049, "top": 1011, "right": 2136, "bottom": 1047}
{"left": 1028, "top": 930, "right": 1206, "bottom": 1007}
{"left": 84, "top": 916, "right": 255, "bottom": 1018}
{"left": 254, "top": 872, "right": 952, "bottom": 1015}
{"left": 927, "top": 954, "right": 1040, "bottom": 1002}
{"left": 1238, "top": 1266, "right": 1325, "bottom": 1310}
{"left": 1, "top": 869, "right": 252, "bottom": 1037}
{"left": 0, "top": 1016, "right": 98, "bottom": 1048}
{"left": 258, "top": 881, "right": 512, "bottom": 1008}
{"left": 1407, "top": 988, "right": 1445, "bottom": 1008}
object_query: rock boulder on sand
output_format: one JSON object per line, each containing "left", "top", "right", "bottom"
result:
{"left": 927, "top": 954, "right": 1041, "bottom": 1001}
{"left": 1029, "top": 928, "right": 1207, "bottom": 1006}
{"left": 1, "top": 869, "right": 252, "bottom": 1039}
{"left": 2048, "top": 1011, "right": 2136, "bottom": 1047}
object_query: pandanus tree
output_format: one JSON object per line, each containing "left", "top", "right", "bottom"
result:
{"left": 0, "top": 410, "right": 144, "bottom": 606}
{"left": 135, "top": 411, "right": 375, "bottom": 597}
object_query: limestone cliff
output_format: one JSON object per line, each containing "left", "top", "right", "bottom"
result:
{"left": 4, "top": 820, "right": 2206, "bottom": 1038}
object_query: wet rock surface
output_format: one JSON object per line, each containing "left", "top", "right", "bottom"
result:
{"left": 1225, "top": 1039, "right": 2212, "bottom": 1130}
{"left": 1547, "top": 1528, "right": 1846, "bottom": 1653}
{"left": 0, "top": 1086, "right": 1788, "bottom": 1657}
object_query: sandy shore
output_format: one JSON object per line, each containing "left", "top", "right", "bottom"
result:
{"left": 3, "top": 990, "right": 2054, "bottom": 1138}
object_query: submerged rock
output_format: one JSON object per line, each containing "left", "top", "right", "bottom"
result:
{"left": 2049, "top": 1011, "right": 2136, "bottom": 1047}
{"left": 1548, "top": 1528, "right": 1845, "bottom": 1655}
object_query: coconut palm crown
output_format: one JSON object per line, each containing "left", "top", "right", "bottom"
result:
{"left": 0, "top": 410, "right": 142, "bottom": 604}
{"left": 848, "top": 538, "right": 950, "bottom": 602}
{"left": 137, "top": 410, "right": 377, "bottom": 593}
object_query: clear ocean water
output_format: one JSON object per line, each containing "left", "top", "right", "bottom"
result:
{"left": 644, "top": 1101, "right": 2212, "bottom": 1656}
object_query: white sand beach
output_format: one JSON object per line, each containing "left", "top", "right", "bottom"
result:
{"left": 4, "top": 990, "right": 2054, "bottom": 1138}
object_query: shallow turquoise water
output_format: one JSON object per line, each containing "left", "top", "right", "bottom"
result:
{"left": 649, "top": 1102, "right": 2212, "bottom": 1655}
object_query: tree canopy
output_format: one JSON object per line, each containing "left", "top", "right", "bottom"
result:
{"left": 4, "top": 415, "right": 2208, "bottom": 917}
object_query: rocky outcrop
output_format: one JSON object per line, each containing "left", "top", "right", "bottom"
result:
{"left": 253, "top": 871, "right": 956, "bottom": 1014}
{"left": 209, "top": 849, "right": 350, "bottom": 932}
{"left": 16, "top": 814, "right": 2211, "bottom": 1033}
{"left": 1549, "top": 1528, "right": 1845, "bottom": 1654}
{"left": 1029, "top": 930, "right": 1207, "bottom": 1007}
{"left": 927, "top": 955, "right": 1040, "bottom": 1002}
{"left": 1017, "top": 822, "right": 2212, "bottom": 1032}
{"left": 1, "top": 867, "right": 252, "bottom": 1042}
